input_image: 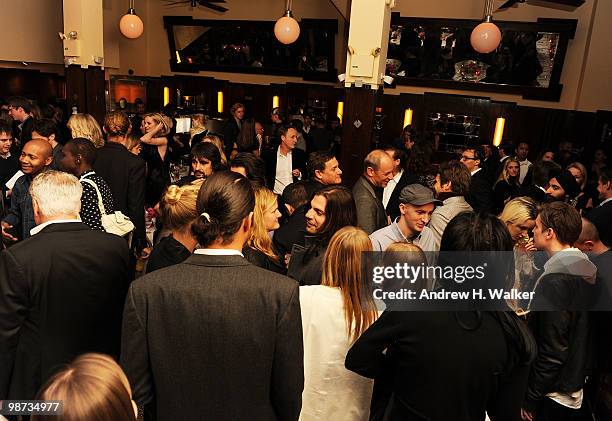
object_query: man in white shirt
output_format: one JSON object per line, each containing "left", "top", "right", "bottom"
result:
{"left": 262, "top": 126, "right": 306, "bottom": 194}
{"left": 516, "top": 141, "right": 532, "bottom": 185}
{"left": 382, "top": 146, "right": 410, "bottom": 221}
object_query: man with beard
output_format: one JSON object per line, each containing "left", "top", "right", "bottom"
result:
{"left": 545, "top": 169, "right": 580, "bottom": 204}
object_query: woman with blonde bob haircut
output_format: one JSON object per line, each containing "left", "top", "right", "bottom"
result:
{"left": 32, "top": 353, "right": 137, "bottom": 421}
{"left": 67, "top": 113, "right": 104, "bottom": 148}
{"left": 243, "top": 186, "right": 284, "bottom": 273}
{"left": 146, "top": 184, "right": 200, "bottom": 273}
{"left": 299, "top": 226, "right": 378, "bottom": 421}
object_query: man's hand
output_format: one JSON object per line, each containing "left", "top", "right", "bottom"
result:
{"left": 138, "top": 246, "right": 152, "bottom": 260}
{"left": 1, "top": 221, "right": 17, "bottom": 242}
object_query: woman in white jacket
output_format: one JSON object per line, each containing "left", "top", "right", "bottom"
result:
{"left": 299, "top": 226, "right": 378, "bottom": 421}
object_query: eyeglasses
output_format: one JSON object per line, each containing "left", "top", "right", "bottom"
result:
{"left": 460, "top": 155, "right": 477, "bottom": 161}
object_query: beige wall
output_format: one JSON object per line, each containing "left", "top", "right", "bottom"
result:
{"left": 0, "top": 0, "right": 609, "bottom": 112}
{"left": 0, "top": 0, "right": 64, "bottom": 65}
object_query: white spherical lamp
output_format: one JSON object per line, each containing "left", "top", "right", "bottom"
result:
{"left": 470, "top": 17, "right": 501, "bottom": 54}
{"left": 119, "top": 1, "right": 144, "bottom": 39}
{"left": 274, "top": 13, "right": 300, "bottom": 45}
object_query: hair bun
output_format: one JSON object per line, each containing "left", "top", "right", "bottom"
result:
{"left": 164, "top": 185, "right": 182, "bottom": 205}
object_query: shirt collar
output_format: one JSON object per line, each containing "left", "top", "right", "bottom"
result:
{"left": 392, "top": 218, "right": 420, "bottom": 243}
{"left": 277, "top": 146, "right": 292, "bottom": 158}
{"left": 79, "top": 171, "right": 96, "bottom": 180}
{"left": 391, "top": 169, "right": 403, "bottom": 183}
{"left": 194, "top": 248, "right": 244, "bottom": 257}
{"left": 471, "top": 168, "right": 482, "bottom": 176}
{"left": 599, "top": 197, "right": 612, "bottom": 207}
{"left": 0, "top": 152, "right": 10, "bottom": 159}
{"left": 30, "top": 219, "right": 80, "bottom": 236}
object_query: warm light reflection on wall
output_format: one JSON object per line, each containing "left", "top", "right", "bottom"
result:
{"left": 493, "top": 117, "right": 505, "bottom": 147}
{"left": 163, "top": 87, "right": 170, "bottom": 107}
{"left": 337, "top": 101, "right": 344, "bottom": 124}
{"left": 403, "top": 108, "right": 413, "bottom": 128}
{"left": 272, "top": 95, "right": 280, "bottom": 109}
{"left": 217, "top": 91, "right": 224, "bottom": 114}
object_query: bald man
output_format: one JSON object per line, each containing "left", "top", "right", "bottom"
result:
{"left": 2, "top": 139, "right": 53, "bottom": 241}
{"left": 352, "top": 149, "right": 394, "bottom": 234}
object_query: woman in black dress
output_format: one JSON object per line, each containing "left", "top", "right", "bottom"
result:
{"left": 140, "top": 113, "right": 172, "bottom": 208}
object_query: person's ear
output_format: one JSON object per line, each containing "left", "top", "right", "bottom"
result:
{"left": 366, "top": 166, "right": 375, "bottom": 177}
{"left": 399, "top": 203, "right": 406, "bottom": 215}
{"left": 243, "top": 212, "right": 254, "bottom": 233}
{"left": 48, "top": 134, "right": 56, "bottom": 143}
{"left": 584, "top": 240, "right": 595, "bottom": 251}
{"left": 285, "top": 203, "right": 294, "bottom": 215}
{"left": 45, "top": 155, "right": 53, "bottom": 167}
{"left": 314, "top": 169, "right": 322, "bottom": 180}
{"left": 443, "top": 181, "right": 452, "bottom": 192}
{"left": 75, "top": 154, "right": 82, "bottom": 165}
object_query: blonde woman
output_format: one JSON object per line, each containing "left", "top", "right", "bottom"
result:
{"left": 141, "top": 112, "right": 172, "bottom": 207}
{"left": 146, "top": 184, "right": 199, "bottom": 273}
{"left": 493, "top": 157, "right": 521, "bottom": 215}
{"left": 299, "top": 226, "right": 378, "bottom": 421}
{"left": 499, "top": 196, "right": 539, "bottom": 310}
{"left": 67, "top": 113, "right": 104, "bottom": 148}
{"left": 567, "top": 161, "right": 594, "bottom": 213}
{"left": 201, "top": 134, "right": 228, "bottom": 165}
{"left": 32, "top": 353, "right": 137, "bottom": 421}
{"left": 243, "top": 187, "right": 284, "bottom": 273}
{"left": 189, "top": 113, "right": 207, "bottom": 146}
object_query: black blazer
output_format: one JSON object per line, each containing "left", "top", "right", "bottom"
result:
{"left": 587, "top": 200, "right": 612, "bottom": 246}
{"left": 0, "top": 222, "right": 130, "bottom": 400}
{"left": 346, "top": 311, "right": 529, "bottom": 421}
{"left": 221, "top": 117, "right": 241, "bottom": 155}
{"left": 262, "top": 147, "right": 307, "bottom": 191}
{"left": 94, "top": 142, "right": 147, "bottom": 248}
{"left": 121, "top": 253, "right": 304, "bottom": 421}
{"left": 467, "top": 169, "right": 494, "bottom": 215}
{"left": 385, "top": 171, "right": 416, "bottom": 221}
{"left": 273, "top": 204, "right": 307, "bottom": 258}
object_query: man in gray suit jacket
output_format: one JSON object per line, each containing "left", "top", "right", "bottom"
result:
{"left": 352, "top": 150, "right": 394, "bottom": 234}
{"left": 121, "top": 171, "right": 303, "bottom": 421}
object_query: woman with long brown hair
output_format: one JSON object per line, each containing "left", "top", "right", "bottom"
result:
{"left": 299, "top": 226, "right": 378, "bottom": 421}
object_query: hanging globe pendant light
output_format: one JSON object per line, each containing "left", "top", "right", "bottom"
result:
{"left": 119, "top": 0, "right": 144, "bottom": 39}
{"left": 274, "top": 0, "right": 300, "bottom": 45}
{"left": 470, "top": 0, "right": 502, "bottom": 53}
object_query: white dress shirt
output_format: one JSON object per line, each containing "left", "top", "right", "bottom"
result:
{"left": 273, "top": 147, "right": 294, "bottom": 194}
{"left": 30, "top": 219, "right": 80, "bottom": 236}
{"left": 382, "top": 169, "right": 403, "bottom": 208}
{"left": 193, "top": 248, "right": 244, "bottom": 257}
{"left": 518, "top": 159, "right": 532, "bottom": 185}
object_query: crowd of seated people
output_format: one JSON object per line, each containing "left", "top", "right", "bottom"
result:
{"left": 1, "top": 95, "right": 611, "bottom": 421}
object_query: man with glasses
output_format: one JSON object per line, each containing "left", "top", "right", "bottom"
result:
{"left": 461, "top": 147, "right": 493, "bottom": 214}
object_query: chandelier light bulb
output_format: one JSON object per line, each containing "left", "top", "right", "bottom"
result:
{"left": 274, "top": 14, "right": 300, "bottom": 45}
{"left": 470, "top": 18, "right": 501, "bottom": 54}
{"left": 119, "top": 1, "right": 144, "bottom": 39}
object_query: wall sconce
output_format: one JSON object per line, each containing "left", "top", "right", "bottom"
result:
{"left": 163, "top": 87, "right": 170, "bottom": 107}
{"left": 175, "top": 51, "right": 182, "bottom": 64}
{"left": 337, "top": 101, "right": 344, "bottom": 124}
{"left": 272, "top": 95, "right": 280, "bottom": 109}
{"left": 217, "top": 91, "right": 224, "bottom": 114}
{"left": 493, "top": 117, "right": 505, "bottom": 147}
{"left": 403, "top": 108, "right": 413, "bottom": 128}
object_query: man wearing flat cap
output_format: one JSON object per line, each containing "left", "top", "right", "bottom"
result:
{"left": 370, "top": 184, "right": 441, "bottom": 251}
{"left": 545, "top": 169, "right": 580, "bottom": 204}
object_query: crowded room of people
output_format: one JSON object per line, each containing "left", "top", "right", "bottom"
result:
{"left": 1, "top": 0, "right": 611, "bottom": 420}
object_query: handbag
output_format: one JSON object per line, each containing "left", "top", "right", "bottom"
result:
{"left": 81, "top": 178, "right": 135, "bottom": 244}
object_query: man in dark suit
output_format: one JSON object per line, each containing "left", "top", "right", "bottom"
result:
{"left": 462, "top": 147, "right": 494, "bottom": 214}
{"left": 0, "top": 170, "right": 130, "bottom": 400}
{"left": 262, "top": 125, "right": 306, "bottom": 194}
{"left": 0, "top": 121, "right": 19, "bottom": 212}
{"left": 588, "top": 167, "right": 612, "bottom": 246}
{"left": 221, "top": 102, "right": 244, "bottom": 157}
{"left": 383, "top": 146, "right": 413, "bottom": 221}
{"left": 352, "top": 149, "right": 394, "bottom": 234}
{"left": 94, "top": 111, "right": 147, "bottom": 255}
{"left": 303, "top": 150, "right": 342, "bottom": 198}
{"left": 7, "top": 96, "right": 34, "bottom": 151}
{"left": 274, "top": 181, "right": 309, "bottom": 259}
{"left": 121, "top": 171, "right": 303, "bottom": 421}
